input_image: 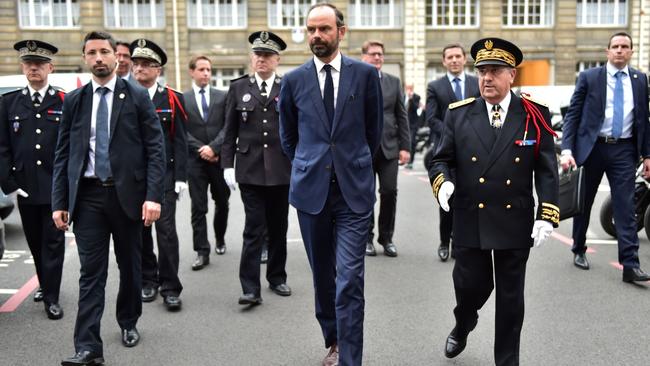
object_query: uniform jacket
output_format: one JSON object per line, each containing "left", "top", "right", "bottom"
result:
{"left": 51, "top": 77, "right": 165, "bottom": 222}
{"left": 426, "top": 74, "right": 479, "bottom": 144}
{"left": 152, "top": 84, "right": 188, "bottom": 185}
{"left": 561, "top": 65, "right": 650, "bottom": 165}
{"left": 0, "top": 86, "right": 64, "bottom": 205}
{"left": 221, "top": 74, "right": 291, "bottom": 186}
{"left": 427, "top": 93, "right": 559, "bottom": 250}
{"left": 378, "top": 72, "right": 410, "bottom": 159}
{"left": 279, "top": 55, "right": 383, "bottom": 214}
{"left": 183, "top": 86, "right": 227, "bottom": 159}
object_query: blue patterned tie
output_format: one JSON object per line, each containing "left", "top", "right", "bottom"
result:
{"left": 95, "top": 87, "right": 112, "bottom": 181}
{"left": 200, "top": 87, "right": 209, "bottom": 122}
{"left": 323, "top": 64, "right": 334, "bottom": 125}
{"left": 612, "top": 71, "right": 624, "bottom": 138}
{"left": 453, "top": 77, "right": 463, "bottom": 101}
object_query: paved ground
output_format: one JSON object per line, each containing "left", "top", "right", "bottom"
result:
{"left": 1, "top": 155, "right": 649, "bottom": 365}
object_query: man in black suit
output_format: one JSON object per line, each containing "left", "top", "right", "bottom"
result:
{"left": 130, "top": 39, "right": 188, "bottom": 310}
{"left": 222, "top": 31, "right": 292, "bottom": 305}
{"left": 405, "top": 83, "right": 421, "bottom": 169}
{"left": 426, "top": 43, "right": 480, "bottom": 261}
{"left": 183, "top": 55, "right": 230, "bottom": 271}
{"left": 0, "top": 40, "right": 66, "bottom": 320}
{"left": 52, "top": 31, "right": 165, "bottom": 365}
{"left": 361, "top": 40, "right": 410, "bottom": 258}
{"left": 115, "top": 41, "right": 133, "bottom": 82}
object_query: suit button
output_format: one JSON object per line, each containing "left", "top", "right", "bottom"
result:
{"left": 35, "top": 113, "right": 41, "bottom": 118}
{"left": 478, "top": 203, "right": 485, "bottom": 209}
{"left": 515, "top": 157, "right": 520, "bottom": 163}
{"left": 12, "top": 166, "right": 16, "bottom": 171}
{"left": 263, "top": 132, "right": 268, "bottom": 136}
{"left": 170, "top": 158, "right": 174, "bottom": 162}
{"left": 263, "top": 108, "right": 267, "bottom": 112}
{"left": 35, "top": 144, "right": 41, "bottom": 150}
{"left": 163, "top": 117, "right": 167, "bottom": 121}
{"left": 36, "top": 160, "right": 42, "bottom": 166}
{"left": 264, "top": 144, "right": 268, "bottom": 148}
{"left": 506, "top": 179, "right": 511, "bottom": 186}
{"left": 479, "top": 177, "right": 485, "bottom": 183}
{"left": 36, "top": 128, "right": 41, "bottom": 134}
{"left": 55, "top": 117, "right": 60, "bottom": 121}
{"left": 506, "top": 204, "right": 512, "bottom": 209}
{"left": 471, "top": 156, "right": 477, "bottom": 162}
{"left": 263, "top": 119, "right": 267, "bottom": 123}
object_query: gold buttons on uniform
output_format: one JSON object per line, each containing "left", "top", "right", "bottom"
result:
{"left": 36, "top": 160, "right": 42, "bottom": 166}
{"left": 263, "top": 119, "right": 267, "bottom": 123}
{"left": 12, "top": 167, "right": 16, "bottom": 171}
{"left": 471, "top": 156, "right": 477, "bottom": 162}
{"left": 35, "top": 144, "right": 41, "bottom": 150}
{"left": 479, "top": 177, "right": 485, "bottom": 183}
{"left": 506, "top": 204, "right": 512, "bottom": 209}
{"left": 263, "top": 132, "right": 268, "bottom": 136}
{"left": 515, "top": 157, "right": 520, "bottom": 163}
{"left": 478, "top": 203, "right": 484, "bottom": 209}
{"left": 36, "top": 129, "right": 41, "bottom": 134}
{"left": 506, "top": 179, "right": 511, "bottom": 186}
{"left": 264, "top": 144, "right": 268, "bottom": 148}
{"left": 35, "top": 113, "right": 41, "bottom": 118}
{"left": 263, "top": 108, "right": 267, "bottom": 112}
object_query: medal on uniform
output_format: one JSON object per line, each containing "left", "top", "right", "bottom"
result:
{"left": 13, "top": 121, "right": 20, "bottom": 132}
{"left": 242, "top": 93, "right": 251, "bottom": 102}
{"left": 241, "top": 111, "right": 248, "bottom": 122}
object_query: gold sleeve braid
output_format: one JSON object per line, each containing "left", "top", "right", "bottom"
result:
{"left": 431, "top": 173, "right": 446, "bottom": 199}
{"left": 540, "top": 202, "right": 560, "bottom": 225}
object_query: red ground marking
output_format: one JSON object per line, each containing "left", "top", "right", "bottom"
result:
{"left": 0, "top": 275, "right": 39, "bottom": 313}
{"left": 609, "top": 261, "right": 624, "bottom": 270}
{"left": 550, "top": 232, "right": 596, "bottom": 253}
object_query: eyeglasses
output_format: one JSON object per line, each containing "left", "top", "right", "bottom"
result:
{"left": 133, "top": 61, "right": 160, "bottom": 69}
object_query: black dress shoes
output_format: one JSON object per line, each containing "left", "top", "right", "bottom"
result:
{"left": 121, "top": 328, "right": 140, "bottom": 348}
{"left": 438, "top": 244, "right": 450, "bottom": 262}
{"left": 269, "top": 283, "right": 292, "bottom": 296}
{"left": 238, "top": 293, "right": 263, "bottom": 305}
{"left": 33, "top": 287, "right": 44, "bottom": 302}
{"left": 365, "top": 242, "right": 377, "bottom": 256}
{"left": 141, "top": 287, "right": 158, "bottom": 303}
{"left": 215, "top": 243, "right": 226, "bottom": 255}
{"left": 444, "top": 327, "right": 468, "bottom": 359}
{"left": 622, "top": 267, "right": 650, "bottom": 283}
{"left": 61, "top": 351, "right": 104, "bottom": 365}
{"left": 45, "top": 302, "right": 64, "bottom": 320}
{"left": 574, "top": 253, "right": 590, "bottom": 270}
{"left": 163, "top": 295, "right": 182, "bottom": 311}
{"left": 381, "top": 242, "right": 398, "bottom": 257}
{"left": 261, "top": 246, "right": 268, "bottom": 264}
{"left": 191, "top": 255, "right": 209, "bottom": 271}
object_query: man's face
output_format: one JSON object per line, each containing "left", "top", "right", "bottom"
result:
{"left": 21, "top": 60, "right": 53, "bottom": 85}
{"left": 251, "top": 52, "right": 279, "bottom": 75}
{"left": 606, "top": 35, "right": 633, "bottom": 69}
{"left": 190, "top": 59, "right": 211, "bottom": 88}
{"left": 442, "top": 47, "right": 466, "bottom": 75}
{"left": 132, "top": 58, "right": 161, "bottom": 85}
{"left": 83, "top": 39, "right": 117, "bottom": 78}
{"left": 405, "top": 84, "right": 414, "bottom": 96}
{"left": 361, "top": 45, "right": 384, "bottom": 71}
{"left": 115, "top": 44, "right": 132, "bottom": 77}
{"left": 477, "top": 65, "right": 516, "bottom": 103}
{"left": 307, "top": 6, "right": 345, "bottom": 59}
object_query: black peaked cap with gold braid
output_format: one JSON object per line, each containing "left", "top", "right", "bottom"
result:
{"left": 471, "top": 38, "right": 523, "bottom": 68}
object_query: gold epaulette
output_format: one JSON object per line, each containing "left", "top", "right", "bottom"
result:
{"left": 540, "top": 202, "right": 560, "bottom": 226}
{"left": 521, "top": 93, "right": 548, "bottom": 108}
{"left": 448, "top": 97, "right": 476, "bottom": 110}
{"left": 431, "top": 173, "right": 446, "bottom": 198}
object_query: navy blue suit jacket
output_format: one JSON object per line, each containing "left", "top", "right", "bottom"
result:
{"left": 52, "top": 77, "right": 165, "bottom": 221}
{"left": 562, "top": 65, "right": 650, "bottom": 165}
{"left": 279, "top": 55, "right": 383, "bottom": 214}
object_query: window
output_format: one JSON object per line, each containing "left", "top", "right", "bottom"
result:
{"left": 187, "top": 0, "right": 247, "bottom": 28}
{"left": 427, "top": 65, "right": 474, "bottom": 81}
{"left": 426, "top": 0, "right": 479, "bottom": 27}
{"left": 575, "top": 60, "right": 604, "bottom": 77}
{"left": 212, "top": 67, "right": 246, "bottom": 90}
{"left": 105, "top": 0, "right": 165, "bottom": 28}
{"left": 268, "top": 0, "right": 318, "bottom": 28}
{"left": 348, "top": 0, "right": 403, "bottom": 28}
{"left": 18, "top": 0, "right": 80, "bottom": 28}
{"left": 576, "top": 0, "right": 626, "bottom": 26}
{"left": 502, "top": 0, "right": 553, "bottom": 27}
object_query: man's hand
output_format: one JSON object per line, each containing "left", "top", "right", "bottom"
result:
{"left": 198, "top": 145, "right": 217, "bottom": 161}
{"left": 174, "top": 181, "right": 188, "bottom": 200}
{"left": 437, "top": 181, "right": 455, "bottom": 212}
{"left": 531, "top": 220, "right": 553, "bottom": 247}
{"left": 52, "top": 210, "right": 69, "bottom": 231}
{"left": 141, "top": 201, "right": 161, "bottom": 227}
{"left": 223, "top": 168, "right": 236, "bottom": 191}
{"left": 643, "top": 158, "right": 650, "bottom": 179}
{"left": 560, "top": 154, "right": 576, "bottom": 171}
{"left": 9, "top": 189, "right": 29, "bottom": 198}
{"left": 398, "top": 150, "right": 410, "bottom": 165}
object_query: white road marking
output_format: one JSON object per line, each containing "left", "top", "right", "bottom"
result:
{"left": 0, "top": 259, "right": 15, "bottom": 263}
{"left": 0, "top": 289, "right": 18, "bottom": 295}
{"left": 3, "top": 250, "right": 26, "bottom": 254}
{"left": 0, "top": 264, "right": 7, "bottom": 268}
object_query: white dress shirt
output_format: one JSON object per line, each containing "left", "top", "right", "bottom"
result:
{"left": 192, "top": 83, "right": 210, "bottom": 120}
{"left": 84, "top": 75, "right": 117, "bottom": 177}
{"left": 147, "top": 83, "right": 158, "bottom": 100}
{"left": 601, "top": 62, "right": 634, "bottom": 138}
{"left": 255, "top": 72, "right": 276, "bottom": 94}
{"left": 447, "top": 72, "right": 467, "bottom": 100}
{"left": 313, "top": 52, "right": 342, "bottom": 108}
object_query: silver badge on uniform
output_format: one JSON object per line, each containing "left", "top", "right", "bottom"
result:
{"left": 119, "top": 93, "right": 125, "bottom": 99}
{"left": 242, "top": 93, "right": 251, "bottom": 102}
{"left": 48, "top": 88, "right": 55, "bottom": 96}
{"left": 241, "top": 111, "right": 248, "bottom": 122}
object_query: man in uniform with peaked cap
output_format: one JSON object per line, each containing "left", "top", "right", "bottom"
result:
{"left": 427, "top": 37, "right": 559, "bottom": 365}
{"left": 130, "top": 38, "right": 188, "bottom": 311}
{"left": 222, "top": 30, "right": 292, "bottom": 306}
{"left": 0, "top": 39, "right": 66, "bottom": 320}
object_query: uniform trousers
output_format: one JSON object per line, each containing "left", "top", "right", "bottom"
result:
{"left": 368, "top": 150, "right": 398, "bottom": 245}
{"left": 439, "top": 207, "right": 453, "bottom": 245}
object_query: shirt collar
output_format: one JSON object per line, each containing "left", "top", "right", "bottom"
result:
{"left": 91, "top": 75, "right": 117, "bottom": 93}
{"left": 27, "top": 84, "right": 50, "bottom": 98}
{"left": 485, "top": 92, "right": 512, "bottom": 113}
{"left": 255, "top": 72, "right": 276, "bottom": 89}
{"left": 192, "top": 82, "right": 209, "bottom": 94}
{"left": 606, "top": 62, "right": 629, "bottom": 77}
{"left": 147, "top": 83, "right": 159, "bottom": 100}
{"left": 314, "top": 52, "right": 342, "bottom": 73}
{"left": 447, "top": 72, "right": 465, "bottom": 83}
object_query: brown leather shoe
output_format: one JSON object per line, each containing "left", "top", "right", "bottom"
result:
{"left": 322, "top": 345, "right": 338, "bottom": 366}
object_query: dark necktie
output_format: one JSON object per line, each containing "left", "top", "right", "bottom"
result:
{"left": 95, "top": 87, "right": 112, "bottom": 181}
{"left": 323, "top": 64, "right": 334, "bottom": 125}
{"left": 200, "top": 87, "right": 209, "bottom": 122}
{"left": 453, "top": 78, "right": 463, "bottom": 101}
{"left": 260, "top": 81, "right": 268, "bottom": 101}
{"left": 612, "top": 71, "right": 624, "bottom": 138}
{"left": 32, "top": 91, "right": 41, "bottom": 108}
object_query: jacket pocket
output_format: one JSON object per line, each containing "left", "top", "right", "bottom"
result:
{"left": 293, "top": 157, "right": 309, "bottom": 172}
{"left": 236, "top": 143, "right": 250, "bottom": 154}
{"left": 354, "top": 155, "right": 372, "bottom": 169}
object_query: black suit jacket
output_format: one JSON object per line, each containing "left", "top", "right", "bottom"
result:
{"left": 52, "top": 77, "right": 165, "bottom": 221}
{"left": 379, "top": 72, "right": 410, "bottom": 159}
{"left": 406, "top": 92, "right": 421, "bottom": 128}
{"left": 426, "top": 74, "right": 479, "bottom": 143}
{"left": 183, "top": 86, "right": 227, "bottom": 159}
{"left": 152, "top": 84, "right": 188, "bottom": 184}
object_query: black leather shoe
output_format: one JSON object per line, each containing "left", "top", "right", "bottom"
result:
{"left": 45, "top": 302, "right": 64, "bottom": 320}
{"left": 269, "top": 283, "right": 292, "bottom": 296}
{"left": 163, "top": 295, "right": 182, "bottom": 311}
{"left": 438, "top": 244, "right": 449, "bottom": 262}
{"left": 33, "top": 288, "right": 44, "bottom": 302}
{"left": 61, "top": 351, "right": 104, "bottom": 365}
{"left": 381, "top": 242, "right": 398, "bottom": 257}
{"left": 261, "top": 247, "right": 268, "bottom": 264}
{"left": 622, "top": 267, "right": 650, "bottom": 283}
{"left": 141, "top": 287, "right": 158, "bottom": 303}
{"left": 574, "top": 253, "right": 590, "bottom": 270}
{"left": 121, "top": 328, "right": 140, "bottom": 348}
{"left": 365, "top": 242, "right": 377, "bottom": 256}
{"left": 215, "top": 243, "right": 226, "bottom": 255}
{"left": 444, "top": 327, "right": 468, "bottom": 359}
{"left": 238, "top": 293, "right": 263, "bottom": 305}
{"left": 191, "top": 255, "right": 209, "bottom": 271}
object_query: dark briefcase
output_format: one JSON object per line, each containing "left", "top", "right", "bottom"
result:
{"left": 558, "top": 167, "right": 585, "bottom": 220}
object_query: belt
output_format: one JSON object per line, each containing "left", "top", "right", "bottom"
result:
{"left": 82, "top": 177, "right": 115, "bottom": 187}
{"left": 596, "top": 136, "right": 633, "bottom": 144}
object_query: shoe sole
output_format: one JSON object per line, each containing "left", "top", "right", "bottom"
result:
{"left": 365, "top": 252, "right": 377, "bottom": 256}
{"left": 238, "top": 298, "right": 263, "bottom": 305}
{"left": 61, "top": 358, "right": 105, "bottom": 366}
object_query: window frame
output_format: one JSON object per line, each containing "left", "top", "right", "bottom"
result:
{"left": 426, "top": 0, "right": 481, "bottom": 29}
{"left": 267, "top": 0, "right": 318, "bottom": 29}
{"left": 187, "top": 0, "right": 248, "bottom": 29}
{"left": 348, "top": 0, "right": 403, "bottom": 29}
{"left": 17, "top": 0, "right": 80, "bottom": 29}
{"left": 104, "top": 0, "right": 165, "bottom": 29}
{"left": 502, "top": 0, "right": 554, "bottom": 28}
{"left": 576, "top": 0, "right": 627, "bottom": 28}
{"left": 211, "top": 66, "right": 247, "bottom": 90}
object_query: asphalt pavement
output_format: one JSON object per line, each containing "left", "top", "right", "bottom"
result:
{"left": 1, "top": 155, "right": 649, "bottom": 366}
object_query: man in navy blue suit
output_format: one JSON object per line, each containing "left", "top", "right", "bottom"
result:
{"left": 561, "top": 31, "right": 650, "bottom": 282}
{"left": 279, "top": 3, "right": 382, "bottom": 365}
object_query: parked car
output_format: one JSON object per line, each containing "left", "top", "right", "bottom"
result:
{"left": 0, "top": 72, "right": 91, "bottom": 94}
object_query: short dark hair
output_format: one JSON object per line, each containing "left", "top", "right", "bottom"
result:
{"left": 115, "top": 41, "right": 131, "bottom": 51}
{"left": 442, "top": 43, "right": 466, "bottom": 58}
{"left": 362, "top": 40, "right": 384, "bottom": 54}
{"left": 308, "top": 3, "right": 345, "bottom": 28}
{"left": 608, "top": 31, "right": 633, "bottom": 49}
{"left": 189, "top": 55, "right": 212, "bottom": 70}
{"left": 82, "top": 31, "right": 116, "bottom": 53}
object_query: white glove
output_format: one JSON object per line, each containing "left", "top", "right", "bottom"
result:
{"left": 223, "top": 168, "right": 236, "bottom": 191}
{"left": 174, "top": 181, "right": 188, "bottom": 200}
{"left": 10, "top": 188, "right": 29, "bottom": 198}
{"left": 531, "top": 220, "right": 553, "bottom": 247}
{"left": 437, "top": 181, "right": 454, "bottom": 212}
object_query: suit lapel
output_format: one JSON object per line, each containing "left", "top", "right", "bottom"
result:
{"left": 629, "top": 67, "right": 642, "bottom": 115}
{"left": 79, "top": 84, "right": 93, "bottom": 154}
{"left": 483, "top": 94, "right": 524, "bottom": 173}
{"left": 331, "top": 56, "right": 353, "bottom": 134}
{"left": 208, "top": 88, "right": 218, "bottom": 118}
{"left": 465, "top": 76, "right": 478, "bottom": 98}
{"left": 268, "top": 77, "right": 280, "bottom": 105}
{"left": 444, "top": 78, "right": 457, "bottom": 102}
{"left": 109, "top": 78, "right": 126, "bottom": 143}
{"left": 467, "top": 99, "right": 494, "bottom": 153}
{"left": 305, "top": 61, "right": 330, "bottom": 132}
{"left": 598, "top": 66, "right": 607, "bottom": 114}
{"left": 186, "top": 90, "right": 201, "bottom": 119}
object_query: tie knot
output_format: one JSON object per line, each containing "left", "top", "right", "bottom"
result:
{"left": 615, "top": 70, "right": 625, "bottom": 79}
{"left": 454, "top": 77, "right": 460, "bottom": 82}
{"left": 33, "top": 91, "right": 40, "bottom": 98}
{"left": 97, "top": 87, "right": 109, "bottom": 96}
{"left": 199, "top": 87, "right": 205, "bottom": 94}
{"left": 261, "top": 81, "right": 267, "bottom": 87}
{"left": 323, "top": 64, "right": 332, "bottom": 73}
